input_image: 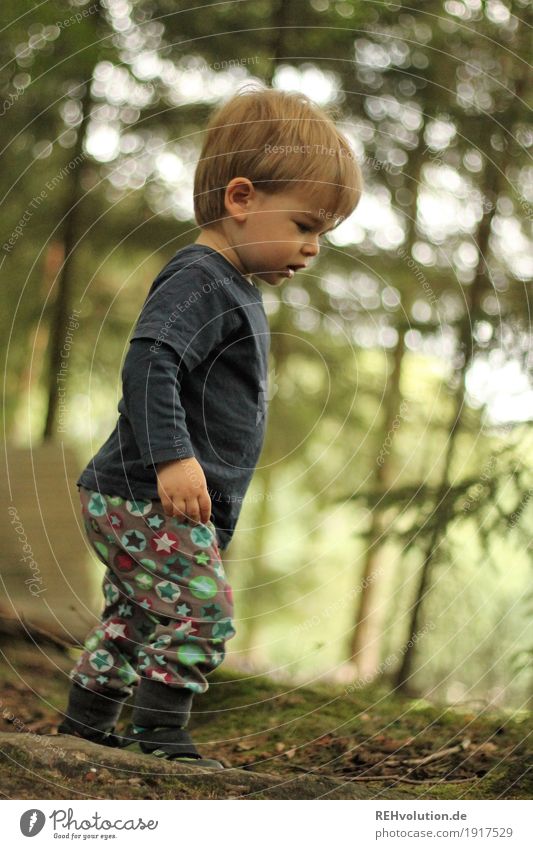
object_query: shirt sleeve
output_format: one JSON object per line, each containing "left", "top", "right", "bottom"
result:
{"left": 129, "top": 261, "right": 237, "bottom": 370}
{"left": 121, "top": 337, "right": 195, "bottom": 468}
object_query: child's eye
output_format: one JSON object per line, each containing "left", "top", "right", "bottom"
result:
{"left": 295, "top": 222, "right": 312, "bottom": 233}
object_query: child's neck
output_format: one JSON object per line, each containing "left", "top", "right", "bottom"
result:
{"left": 194, "top": 229, "right": 254, "bottom": 284}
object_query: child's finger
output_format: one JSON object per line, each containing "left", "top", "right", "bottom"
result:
{"left": 185, "top": 497, "right": 201, "bottom": 524}
{"left": 158, "top": 487, "right": 174, "bottom": 517}
{"left": 198, "top": 492, "right": 212, "bottom": 524}
{"left": 171, "top": 497, "right": 188, "bottom": 520}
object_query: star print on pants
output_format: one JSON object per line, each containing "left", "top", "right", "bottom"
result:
{"left": 173, "top": 621, "right": 193, "bottom": 635}
{"left": 89, "top": 650, "right": 113, "bottom": 671}
{"left": 190, "top": 525, "right": 214, "bottom": 547}
{"left": 147, "top": 514, "right": 165, "bottom": 529}
{"left": 107, "top": 512, "right": 123, "bottom": 528}
{"left": 212, "top": 619, "right": 235, "bottom": 640}
{"left": 182, "top": 618, "right": 201, "bottom": 637}
{"left": 201, "top": 603, "right": 223, "bottom": 620}
{"left": 150, "top": 531, "right": 179, "bottom": 553}
{"left": 104, "top": 620, "right": 128, "bottom": 641}
{"left": 156, "top": 581, "right": 181, "bottom": 602}
{"left": 121, "top": 530, "right": 146, "bottom": 552}
{"left": 147, "top": 669, "right": 172, "bottom": 683}
{"left": 88, "top": 494, "right": 107, "bottom": 516}
{"left": 152, "top": 635, "right": 172, "bottom": 649}
{"left": 137, "top": 652, "right": 150, "bottom": 671}
{"left": 193, "top": 551, "right": 211, "bottom": 567}
{"left": 171, "top": 563, "right": 192, "bottom": 579}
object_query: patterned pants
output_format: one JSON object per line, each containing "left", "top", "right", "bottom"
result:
{"left": 70, "top": 487, "right": 236, "bottom": 698}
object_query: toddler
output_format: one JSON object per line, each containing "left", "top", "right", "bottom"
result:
{"left": 58, "top": 85, "right": 363, "bottom": 768}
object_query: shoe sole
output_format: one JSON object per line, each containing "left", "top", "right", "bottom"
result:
{"left": 122, "top": 741, "right": 224, "bottom": 769}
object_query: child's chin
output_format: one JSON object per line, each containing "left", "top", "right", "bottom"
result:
{"left": 257, "top": 270, "right": 286, "bottom": 285}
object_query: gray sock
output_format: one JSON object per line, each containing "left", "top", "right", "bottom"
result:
{"left": 132, "top": 679, "right": 193, "bottom": 729}
{"left": 59, "top": 682, "right": 128, "bottom": 738}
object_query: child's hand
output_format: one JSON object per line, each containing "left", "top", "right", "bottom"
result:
{"left": 156, "top": 457, "right": 212, "bottom": 524}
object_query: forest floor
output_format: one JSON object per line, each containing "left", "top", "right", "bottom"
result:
{"left": 0, "top": 630, "right": 531, "bottom": 800}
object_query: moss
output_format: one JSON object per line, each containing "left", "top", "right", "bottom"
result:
{"left": 0, "top": 647, "right": 530, "bottom": 800}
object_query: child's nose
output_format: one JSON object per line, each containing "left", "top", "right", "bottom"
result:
{"left": 303, "top": 237, "right": 320, "bottom": 257}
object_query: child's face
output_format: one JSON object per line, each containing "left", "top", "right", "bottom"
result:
{"left": 229, "top": 185, "right": 340, "bottom": 286}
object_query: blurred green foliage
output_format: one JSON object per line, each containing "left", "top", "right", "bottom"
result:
{"left": 1, "top": 0, "right": 531, "bottom": 707}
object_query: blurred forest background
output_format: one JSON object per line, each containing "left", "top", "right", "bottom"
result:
{"left": 1, "top": 0, "right": 532, "bottom": 713}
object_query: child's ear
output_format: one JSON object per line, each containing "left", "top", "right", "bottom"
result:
{"left": 224, "top": 178, "right": 255, "bottom": 222}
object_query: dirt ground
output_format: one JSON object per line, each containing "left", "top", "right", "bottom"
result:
{"left": 0, "top": 627, "right": 531, "bottom": 800}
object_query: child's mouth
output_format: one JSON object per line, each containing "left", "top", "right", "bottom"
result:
{"left": 282, "top": 265, "right": 305, "bottom": 278}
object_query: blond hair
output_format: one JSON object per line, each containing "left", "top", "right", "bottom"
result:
{"left": 193, "top": 85, "right": 363, "bottom": 228}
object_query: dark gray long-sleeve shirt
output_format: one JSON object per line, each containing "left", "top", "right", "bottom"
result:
{"left": 77, "top": 244, "right": 270, "bottom": 550}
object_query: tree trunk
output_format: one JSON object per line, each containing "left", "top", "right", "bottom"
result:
{"left": 346, "top": 130, "right": 426, "bottom": 680}
{"left": 42, "top": 82, "right": 92, "bottom": 440}
{"left": 230, "top": 313, "right": 289, "bottom": 660}
{"left": 347, "top": 332, "right": 405, "bottom": 679}
{"left": 232, "top": 463, "right": 276, "bottom": 664}
{"left": 265, "top": 0, "right": 290, "bottom": 86}
{"left": 394, "top": 157, "right": 502, "bottom": 693}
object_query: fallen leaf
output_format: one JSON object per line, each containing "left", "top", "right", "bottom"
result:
{"left": 315, "top": 735, "right": 334, "bottom": 747}
{"left": 469, "top": 742, "right": 498, "bottom": 756}
{"left": 98, "top": 768, "right": 113, "bottom": 781}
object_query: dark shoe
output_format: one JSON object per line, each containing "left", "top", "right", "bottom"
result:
{"left": 119, "top": 724, "right": 224, "bottom": 769}
{"left": 57, "top": 718, "right": 124, "bottom": 748}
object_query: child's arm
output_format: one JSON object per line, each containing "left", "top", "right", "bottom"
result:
{"left": 121, "top": 337, "right": 212, "bottom": 523}
{"left": 124, "top": 262, "right": 236, "bottom": 524}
